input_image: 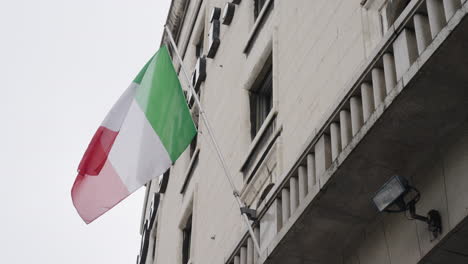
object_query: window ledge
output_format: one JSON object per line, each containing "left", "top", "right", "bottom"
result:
{"left": 240, "top": 109, "right": 277, "bottom": 172}
{"left": 243, "top": 0, "right": 274, "bottom": 54}
{"left": 239, "top": 125, "right": 282, "bottom": 203}
{"left": 180, "top": 148, "right": 200, "bottom": 194}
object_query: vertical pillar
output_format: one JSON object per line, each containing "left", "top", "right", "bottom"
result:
{"left": 247, "top": 237, "right": 254, "bottom": 264}
{"left": 393, "top": 28, "right": 418, "bottom": 80}
{"left": 350, "top": 96, "right": 364, "bottom": 136}
{"left": 330, "top": 122, "right": 342, "bottom": 160}
{"left": 275, "top": 197, "right": 283, "bottom": 231}
{"left": 254, "top": 227, "right": 260, "bottom": 263}
{"left": 234, "top": 256, "right": 240, "bottom": 264}
{"left": 383, "top": 53, "right": 397, "bottom": 93}
{"left": 414, "top": 13, "right": 432, "bottom": 55}
{"left": 372, "top": 68, "right": 386, "bottom": 107}
{"left": 307, "top": 153, "right": 316, "bottom": 191}
{"left": 339, "top": 110, "right": 352, "bottom": 149}
{"left": 443, "top": 0, "right": 461, "bottom": 21}
{"left": 289, "top": 177, "right": 299, "bottom": 213}
{"left": 297, "top": 165, "right": 308, "bottom": 202}
{"left": 240, "top": 246, "right": 247, "bottom": 264}
{"left": 314, "top": 134, "right": 332, "bottom": 184}
{"left": 427, "top": 0, "right": 446, "bottom": 38}
{"left": 281, "top": 188, "right": 290, "bottom": 224}
{"left": 361, "top": 82, "right": 375, "bottom": 121}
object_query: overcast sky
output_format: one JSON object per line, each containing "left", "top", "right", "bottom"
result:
{"left": 0, "top": 0, "right": 170, "bottom": 263}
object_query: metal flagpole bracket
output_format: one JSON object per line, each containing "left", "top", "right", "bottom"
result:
{"left": 240, "top": 207, "right": 257, "bottom": 221}
{"left": 164, "top": 25, "right": 262, "bottom": 256}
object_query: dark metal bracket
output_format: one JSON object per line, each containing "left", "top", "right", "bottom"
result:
{"left": 408, "top": 201, "right": 442, "bottom": 239}
{"left": 240, "top": 206, "right": 257, "bottom": 221}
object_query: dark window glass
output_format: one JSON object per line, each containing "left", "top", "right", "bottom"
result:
{"left": 189, "top": 108, "right": 199, "bottom": 157}
{"left": 151, "top": 226, "right": 157, "bottom": 260}
{"left": 254, "top": 0, "right": 268, "bottom": 19}
{"left": 195, "top": 29, "right": 204, "bottom": 58}
{"left": 182, "top": 215, "right": 192, "bottom": 264}
{"left": 385, "top": 0, "right": 410, "bottom": 26}
{"left": 249, "top": 57, "right": 273, "bottom": 138}
{"left": 190, "top": 134, "right": 198, "bottom": 157}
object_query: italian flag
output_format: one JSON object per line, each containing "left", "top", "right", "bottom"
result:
{"left": 72, "top": 46, "right": 196, "bottom": 224}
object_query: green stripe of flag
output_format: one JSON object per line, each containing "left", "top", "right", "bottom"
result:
{"left": 134, "top": 46, "right": 197, "bottom": 162}
{"left": 133, "top": 55, "right": 154, "bottom": 85}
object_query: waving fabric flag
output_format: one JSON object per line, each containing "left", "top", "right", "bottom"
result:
{"left": 72, "top": 46, "right": 196, "bottom": 224}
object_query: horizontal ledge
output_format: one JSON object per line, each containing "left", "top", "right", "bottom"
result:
{"left": 180, "top": 148, "right": 200, "bottom": 194}
{"left": 240, "top": 109, "right": 278, "bottom": 172}
{"left": 243, "top": 0, "right": 274, "bottom": 54}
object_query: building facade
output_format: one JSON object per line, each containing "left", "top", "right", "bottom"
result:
{"left": 137, "top": 0, "right": 468, "bottom": 263}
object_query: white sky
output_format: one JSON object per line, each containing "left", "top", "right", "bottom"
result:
{"left": 0, "top": 0, "right": 170, "bottom": 263}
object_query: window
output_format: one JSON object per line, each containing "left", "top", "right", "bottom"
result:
{"left": 249, "top": 56, "right": 273, "bottom": 139}
{"left": 361, "top": 0, "right": 411, "bottom": 55}
{"left": 257, "top": 183, "right": 274, "bottom": 207}
{"left": 254, "top": 0, "right": 268, "bottom": 19}
{"left": 151, "top": 226, "right": 157, "bottom": 260}
{"left": 381, "top": 0, "right": 410, "bottom": 32}
{"left": 189, "top": 107, "right": 199, "bottom": 157}
{"left": 190, "top": 30, "right": 203, "bottom": 157}
{"left": 195, "top": 28, "right": 204, "bottom": 58}
{"left": 182, "top": 215, "right": 193, "bottom": 264}
{"left": 190, "top": 134, "right": 198, "bottom": 157}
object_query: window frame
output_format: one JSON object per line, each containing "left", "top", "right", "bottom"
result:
{"left": 182, "top": 215, "right": 193, "bottom": 264}
{"left": 254, "top": 0, "right": 268, "bottom": 20}
{"left": 378, "top": 0, "right": 411, "bottom": 33}
{"left": 244, "top": 0, "right": 273, "bottom": 53}
{"left": 249, "top": 55, "right": 273, "bottom": 139}
{"left": 195, "top": 26, "right": 205, "bottom": 58}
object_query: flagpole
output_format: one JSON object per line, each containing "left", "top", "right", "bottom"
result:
{"left": 164, "top": 25, "right": 262, "bottom": 256}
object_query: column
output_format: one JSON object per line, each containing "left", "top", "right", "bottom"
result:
{"left": 307, "top": 153, "right": 316, "bottom": 191}
{"left": 350, "top": 96, "right": 363, "bottom": 136}
{"left": 383, "top": 53, "right": 397, "bottom": 93}
{"left": 427, "top": 0, "right": 446, "bottom": 38}
{"left": 281, "top": 188, "right": 290, "bottom": 224}
{"left": 339, "top": 110, "right": 352, "bottom": 149}
{"left": 289, "top": 177, "right": 299, "bottom": 214}
{"left": 240, "top": 246, "right": 247, "bottom": 264}
{"left": 254, "top": 227, "right": 260, "bottom": 263}
{"left": 276, "top": 198, "right": 283, "bottom": 231}
{"left": 361, "top": 82, "right": 375, "bottom": 121}
{"left": 413, "top": 13, "right": 432, "bottom": 55}
{"left": 314, "top": 134, "right": 332, "bottom": 185}
{"left": 330, "top": 122, "right": 342, "bottom": 160}
{"left": 443, "top": 0, "right": 461, "bottom": 21}
{"left": 372, "top": 68, "right": 386, "bottom": 106}
{"left": 393, "top": 28, "right": 418, "bottom": 80}
{"left": 298, "top": 165, "right": 308, "bottom": 201}
{"left": 247, "top": 237, "right": 254, "bottom": 264}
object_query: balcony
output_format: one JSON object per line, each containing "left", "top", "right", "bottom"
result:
{"left": 225, "top": 0, "right": 468, "bottom": 263}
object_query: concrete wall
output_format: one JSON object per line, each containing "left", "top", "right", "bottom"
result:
{"left": 276, "top": 0, "right": 366, "bottom": 173}
{"left": 345, "top": 120, "right": 468, "bottom": 264}
{"left": 147, "top": 0, "right": 417, "bottom": 263}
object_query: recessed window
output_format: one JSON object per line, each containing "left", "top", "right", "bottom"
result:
{"left": 182, "top": 214, "right": 193, "bottom": 264}
{"left": 189, "top": 105, "right": 199, "bottom": 157}
{"left": 249, "top": 55, "right": 273, "bottom": 139}
{"left": 195, "top": 28, "right": 204, "bottom": 58}
{"left": 257, "top": 183, "right": 274, "bottom": 207}
{"left": 190, "top": 132, "right": 198, "bottom": 157}
{"left": 254, "top": 0, "right": 268, "bottom": 19}
{"left": 381, "top": 0, "right": 410, "bottom": 32}
{"left": 190, "top": 28, "right": 204, "bottom": 157}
